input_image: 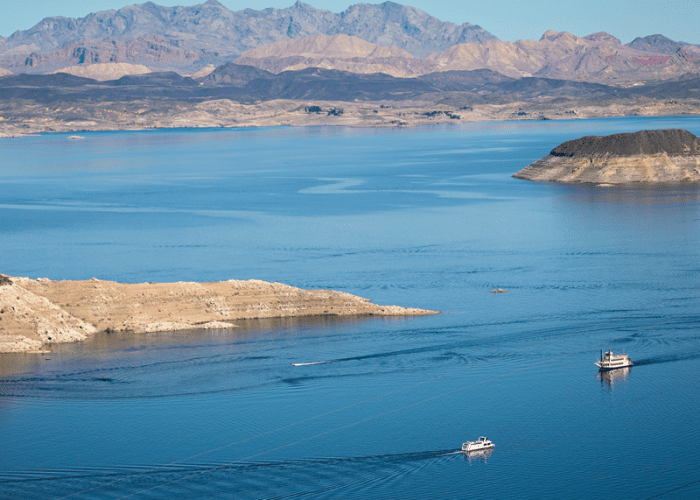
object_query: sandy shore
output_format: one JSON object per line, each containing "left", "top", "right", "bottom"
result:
{"left": 0, "top": 275, "right": 438, "bottom": 353}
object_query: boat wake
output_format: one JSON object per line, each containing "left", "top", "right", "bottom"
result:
{"left": 0, "top": 449, "right": 461, "bottom": 484}
{"left": 290, "top": 340, "right": 483, "bottom": 367}
{"left": 292, "top": 360, "right": 337, "bottom": 366}
{"left": 633, "top": 351, "right": 700, "bottom": 366}
{"left": 0, "top": 449, "right": 461, "bottom": 499}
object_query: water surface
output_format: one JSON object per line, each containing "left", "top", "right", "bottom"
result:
{"left": 2, "top": 117, "right": 700, "bottom": 499}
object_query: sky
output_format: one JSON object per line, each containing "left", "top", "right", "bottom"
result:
{"left": 3, "top": 0, "right": 700, "bottom": 45}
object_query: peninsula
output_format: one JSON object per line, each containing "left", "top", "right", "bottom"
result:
{"left": 512, "top": 129, "right": 700, "bottom": 183}
{"left": 0, "top": 275, "right": 438, "bottom": 353}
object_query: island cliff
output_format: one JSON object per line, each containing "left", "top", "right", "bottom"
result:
{"left": 0, "top": 275, "right": 438, "bottom": 353}
{"left": 512, "top": 129, "right": 700, "bottom": 183}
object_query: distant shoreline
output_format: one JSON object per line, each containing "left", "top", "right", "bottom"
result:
{"left": 1, "top": 98, "right": 699, "bottom": 138}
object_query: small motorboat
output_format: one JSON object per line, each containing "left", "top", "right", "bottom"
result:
{"left": 595, "top": 349, "right": 632, "bottom": 371}
{"left": 462, "top": 436, "right": 495, "bottom": 452}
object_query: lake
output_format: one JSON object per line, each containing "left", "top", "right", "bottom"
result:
{"left": 1, "top": 116, "right": 700, "bottom": 499}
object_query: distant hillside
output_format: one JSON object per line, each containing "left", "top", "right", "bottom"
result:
{"left": 8, "top": 60, "right": 700, "bottom": 104}
{"left": 53, "top": 63, "right": 151, "bottom": 81}
{"left": 432, "top": 31, "right": 700, "bottom": 82}
{"left": 0, "top": 0, "right": 496, "bottom": 74}
{"left": 626, "top": 34, "right": 700, "bottom": 54}
{"left": 233, "top": 30, "right": 700, "bottom": 84}
{"left": 204, "top": 63, "right": 274, "bottom": 87}
{"left": 234, "top": 34, "right": 439, "bottom": 77}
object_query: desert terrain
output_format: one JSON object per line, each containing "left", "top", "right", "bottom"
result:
{"left": 1, "top": 95, "right": 699, "bottom": 138}
{"left": 0, "top": 275, "right": 437, "bottom": 354}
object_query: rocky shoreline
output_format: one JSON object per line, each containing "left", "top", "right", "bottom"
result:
{"left": 0, "top": 275, "right": 438, "bottom": 354}
{"left": 513, "top": 129, "right": 700, "bottom": 183}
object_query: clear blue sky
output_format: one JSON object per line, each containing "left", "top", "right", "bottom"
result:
{"left": 4, "top": 0, "right": 700, "bottom": 44}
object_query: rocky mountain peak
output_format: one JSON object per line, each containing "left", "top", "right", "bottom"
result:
{"left": 540, "top": 30, "right": 563, "bottom": 41}
{"left": 627, "top": 34, "right": 686, "bottom": 54}
{"left": 538, "top": 30, "right": 579, "bottom": 44}
{"left": 285, "top": 1, "right": 322, "bottom": 13}
{"left": 333, "top": 2, "right": 497, "bottom": 56}
{"left": 582, "top": 32, "right": 621, "bottom": 46}
{"left": 379, "top": 1, "right": 410, "bottom": 15}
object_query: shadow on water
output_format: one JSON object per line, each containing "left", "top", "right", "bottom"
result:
{"left": 0, "top": 315, "right": 412, "bottom": 380}
{"left": 559, "top": 183, "right": 700, "bottom": 206}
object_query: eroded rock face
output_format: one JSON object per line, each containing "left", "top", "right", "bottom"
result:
{"left": 513, "top": 129, "right": 700, "bottom": 183}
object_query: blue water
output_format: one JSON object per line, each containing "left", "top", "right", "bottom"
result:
{"left": 1, "top": 117, "right": 700, "bottom": 499}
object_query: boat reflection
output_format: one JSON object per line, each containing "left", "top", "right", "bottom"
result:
{"left": 598, "top": 366, "right": 631, "bottom": 386}
{"left": 463, "top": 447, "right": 493, "bottom": 463}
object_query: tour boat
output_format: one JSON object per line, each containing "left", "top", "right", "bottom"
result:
{"left": 595, "top": 349, "right": 632, "bottom": 371}
{"left": 462, "top": 436, "right": 495, "bottom": 452}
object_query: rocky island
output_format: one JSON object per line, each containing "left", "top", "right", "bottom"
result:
{"left": 0, "top": 275, "right": 438, "bottom": 354}
{"left": 513, "top": 129, "right": 700, "bottom": 183}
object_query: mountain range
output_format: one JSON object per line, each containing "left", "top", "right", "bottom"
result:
{"left": 234, "top": 31, "right": 700, "bottom": 83}
{"left": 0, "top": 0, "right": 494, "bottom": 72}
{"left": 0, "top": 1, "right": 698, "bottom": 85}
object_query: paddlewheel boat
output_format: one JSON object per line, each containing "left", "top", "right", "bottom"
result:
{"left": 595, "top": 349, "right": 632, "bottom": 371}
{"left": 462, "top": 436, "right": 495, "bottom": 452}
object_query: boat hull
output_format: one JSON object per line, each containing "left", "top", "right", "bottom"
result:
{"left": 462, "top": 436, "right": 495, "bottom": 452}
{"left": 462, "top": 443, "right": 495, "bottom": 452}
{"left": 595, "top": 361, "right": 633, "bottom": 371}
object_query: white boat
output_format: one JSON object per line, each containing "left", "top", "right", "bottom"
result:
{"left": 595, "top": 349, "right": 632, "bottom": 371}
{"left": 462, "top": 436, "right": 495, "bottom": 452}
